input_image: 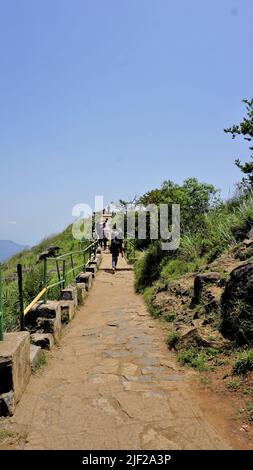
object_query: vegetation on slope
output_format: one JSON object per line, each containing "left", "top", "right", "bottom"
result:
{"left": 1, "top": 224, "right": 90, "bottom": 331}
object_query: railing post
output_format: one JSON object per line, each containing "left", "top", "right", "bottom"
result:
{"left": 43, "top": 258, "right": 47, "bottom": 303}
{"left": 17, "top": 264, "right": 25, "bottom": 331}
{"left": 83, "top": 249, "right": 86, "bottom": 271}
{"left": 56, "top": 259, "right": 61, "bottom": 283}
{"left": 62, "top": 259, "right": 66, "bottom": 289}
{"left": 70, "top": 254, "right": 75, "bottom": 280}
{"left": 0, "top": 264, "right": 4, "bottom": 341}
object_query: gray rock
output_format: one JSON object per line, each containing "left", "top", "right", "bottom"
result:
{"left": 31, "top": 333, "right": 54, "bottom": 350}
{"left": 193, "top": 272, "right": 220, "bottom": 304}
{"left": 0, "top": 391, "right": 14, "bottom": 416}
{"left": 221, "top": 263, "right": 253, "bottom": 343}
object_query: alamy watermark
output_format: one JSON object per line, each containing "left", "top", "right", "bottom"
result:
{"left": 72, "top": 196, "right": 180, "bottom": 251}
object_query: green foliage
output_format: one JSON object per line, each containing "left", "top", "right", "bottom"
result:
{"left": 178, "top": 347, "right": 218, "bottom": 372}
{"left": 227, "top": 378, "right": 240, "bottom": 391}
{"left": 221, "top": 299, "right": 253, "bottom": 345}
{"left": 233, "top": 349, "right": 253, "bottom": 375}
{"left": 224, "top": 98, "right": 253, "bottom": 187}
{"left": 166, "top": 330, "right": 180, "bottom": 348}
{"left": 143, "top": 287, "right": 161, "bottom": 318}
{"left": 139, "top": 177, "right": 219, "bottom": 234}
{"left": 134, "top": 242, "right": 165, "bottom": 292}
{"left": 1, "top": 222, "right": 91, "bottom": 331}
{"left": 161, "top": 258, "right": 201, "bottom": 282}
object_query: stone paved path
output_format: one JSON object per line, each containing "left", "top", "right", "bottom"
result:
{"left": 8, "top": 254, "right": 232, "bottom": 449}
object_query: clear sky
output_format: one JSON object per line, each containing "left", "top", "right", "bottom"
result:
{"left": 0, "top": 0, "right": 252, "bottom": 245}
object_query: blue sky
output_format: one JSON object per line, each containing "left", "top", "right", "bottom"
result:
{"left": 0, "top": 0, "right": 252, "bottom": 245}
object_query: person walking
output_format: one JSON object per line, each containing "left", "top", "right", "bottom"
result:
{"left": 110, "top": 236, "right": 123, "bottom": 272}
{"left": 103, "top": 218, "right": 110, "bottom": 251}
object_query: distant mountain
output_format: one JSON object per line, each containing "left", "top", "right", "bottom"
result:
{"left": 0, "top": 240, "right": 29, "bottom": 262}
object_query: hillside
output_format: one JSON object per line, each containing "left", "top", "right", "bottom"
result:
{"left": 0, "top": 240, "right": 29, "bottom": 263}
{"left": 1, "top": 222, "right": 91, "bottom": 331}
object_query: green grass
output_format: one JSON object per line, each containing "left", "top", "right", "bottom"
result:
{"left": 178, "top": 347, "right": 219, "bottom": 372}
{"left": 1, "top": 222, "right": 92, "bottom": 331}
{"left": 0, "top": 429, "right": 19, "bottom": 442}
{"left": 233, "top": 349, "right": 253, "bottom": 376}
{"left": 239, "top": 402, "right": 253, "bottom": 421}
{"left": 227, "top": 378, "right": 240, "bottom": 391}
{"left": 142, "top": 287, "right": 162, "bottom": 318}
{"left": 33, "top": 351, "right": 48, "bottom": 373}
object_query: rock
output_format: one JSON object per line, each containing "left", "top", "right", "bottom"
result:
{"left": 193, "top": 272, "right": 220, "bottom": 304}
{"left": 30, "top": 345, "right": 43, "bottom": 371}
{"left": 38, "top": 246, "right": 60, "bottom": 261}
{"left": 0, "top": 391, "right": 14, "bottom": 417}
{"left": 176, "top": 327, "right": 211, "bottom": 350}
{"left": 61, "top": 287, "right": 78, "bottom": 306}
{"left": 221, "top": 263, "right": 253, "bottom": 343}
{"left": 243, "top": 239, "right": 253, "bottom": 246}
{"left": 30, "top": 333, "right": 54, "bottom": 350}
{"left": 76, "top": 272, "right": 93, "bottom": 291}
{"left": 247, "top": 227, "right": 253, "bottom": 240}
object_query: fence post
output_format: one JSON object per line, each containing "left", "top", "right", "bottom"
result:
{"left": 83, "top": 248, "right": 86, "bottom": 271}
{"left": 70, "top": 254, "right": 75, "bottom": 280}
{"left": 62, "top": 259, "right": 66, "bottom": 288}
{"left": 17, "top": 264, "right": 25, "bottom": 331}
{"left": 0, "top": 264, "right": 3, "bottom": 341}
{"left": 56, "top": 259, "right": 61, "bottom": 283}
{"left": 43, "top": 258, "right": 47, "bottom": 303}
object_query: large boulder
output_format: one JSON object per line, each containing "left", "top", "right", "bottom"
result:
{"left": 221, "top": 263, "right": 253, "bottom": 343}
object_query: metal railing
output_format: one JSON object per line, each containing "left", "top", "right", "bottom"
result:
{"left": 19, "top": 241, "right": 98, "bottom": 322}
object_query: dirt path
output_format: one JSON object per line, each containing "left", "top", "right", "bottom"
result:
{"left": 2, "top": 254, "right": 241, "bottom": 449}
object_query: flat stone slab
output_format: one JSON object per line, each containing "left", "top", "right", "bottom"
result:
{"left": 30, "top": 333, "right": 54, "bottom": 350}
{"left": 0, "top": 332, "right": 31, "bottom": 414}
{"left": 60, "top": 300, "right": 75, "bottom": 323}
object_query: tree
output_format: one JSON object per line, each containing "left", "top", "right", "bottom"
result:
{"left": 138, "top": 177, "right": 219, "bottom": 233}
{"left": 224, "top": 99, "right": 253, "bottom": 186}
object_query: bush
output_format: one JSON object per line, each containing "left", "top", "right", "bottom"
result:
{"left": 134, "top": 242, "right": 165, "bottom": 292}
{"left": 166, "top": 330, "right": 180, "bottom": 348}
{"left": 233, "top": 350, "right": 253, "bottom": 375}
{"left": 143, "top": 287, "right": 161, "bottom": 318}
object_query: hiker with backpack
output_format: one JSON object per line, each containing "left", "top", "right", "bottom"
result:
{"left": 110, "top": 234, "right": 123, "bottom": 272}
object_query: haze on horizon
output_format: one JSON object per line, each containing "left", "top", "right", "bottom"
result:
{"left": 0, "top": 0, "right": 252, "bottom": 246}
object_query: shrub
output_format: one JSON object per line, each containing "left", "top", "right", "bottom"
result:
{"left": 143, "top": 287, "right": 161, "bottom": 318}
{"left": 166, "top": 330, "right": 180, "bottom": 348}
{"left": 134, "top": 242, "right": 165, "bottom": 292}
{"left": 233, "top": 350, "right": 253, "bottom": 375}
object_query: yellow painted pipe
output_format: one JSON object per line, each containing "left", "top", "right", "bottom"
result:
{"left": 24, "top": 287, "right": 47, "bottom": 316}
